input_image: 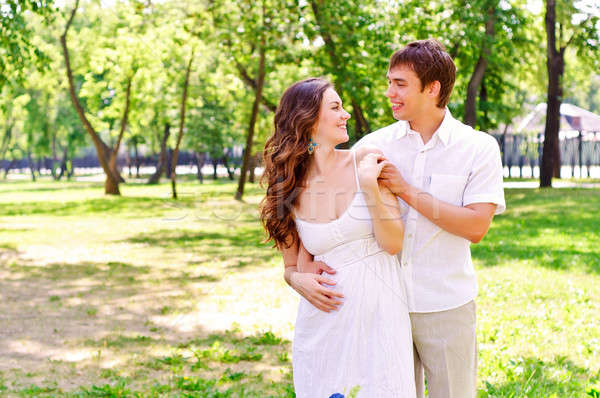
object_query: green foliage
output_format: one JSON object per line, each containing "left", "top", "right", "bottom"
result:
{"left": 2, "top": 0, "right": 598, "bottom": 182}
{"left": 0, "top": 0, "right": 56, "bottom": 90}
{"left": 300, "top": 0, "right": 404, "bottom": 139}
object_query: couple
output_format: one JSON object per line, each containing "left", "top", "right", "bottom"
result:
{"left": 260, "top": 39, "right": 505, "bottom": 397}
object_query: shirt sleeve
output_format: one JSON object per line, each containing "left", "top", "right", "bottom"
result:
{"left": 463, "top": 135, "right": 506, "bottom": 214}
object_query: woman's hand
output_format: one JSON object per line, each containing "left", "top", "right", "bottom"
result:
{"left": 289, "top": 271, "right": 344, "bottom": 312}
{"left": 298, "top": 257, "right": 337, "bottom": 276}
{"left": 358, "top": 152, "right": 386, "bottom": 193}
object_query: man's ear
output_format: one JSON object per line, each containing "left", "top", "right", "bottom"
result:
{"left": 427, "top": 80, "right": 441, "bottom": 100}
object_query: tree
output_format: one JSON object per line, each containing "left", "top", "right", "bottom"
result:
{"left": 170, "top": 47, "right": 195, "bottom": 199}
{"left": 0, "top": 0, "right": 56, "bottom": 90}
{"left": 464, "top": 4, "right": 496, "bottom": 127}
{"left": 61, "top": 0, "right": 139, "bottom": 194}
{"left": 303, "top": 0, "right": 406, "bottom": 141}
{"left": 540, "top": 0, "right": 599, "bottom": 187}
{"left": 0, "top": 85, "right": 29, "bottom": 178}
{"left": 209, "top": 0, "right": 300, "bottom": 200}
{"left": 184, "top": 66, "right": 243, "bottom": 183}
{"left": 409, "top": 0, "right": 531, "bottom": 132}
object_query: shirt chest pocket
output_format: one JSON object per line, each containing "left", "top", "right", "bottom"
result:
{"left": 430, "top": 174, "right": 468, "bottom": 206}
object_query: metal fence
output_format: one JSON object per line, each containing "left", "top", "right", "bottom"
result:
{"left": 492, "top": 131, "right": 600, "bottom": 178}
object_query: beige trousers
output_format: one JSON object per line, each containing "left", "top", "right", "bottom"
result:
{"left": 409, "top": 300, "right": 477, "bottom": 398}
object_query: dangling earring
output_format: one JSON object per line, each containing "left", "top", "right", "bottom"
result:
{"left": 308, "top": 138, "right": 318, "bottom": 154}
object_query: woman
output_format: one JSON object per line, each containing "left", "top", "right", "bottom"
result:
{"left": 260, "top": 78, "right": 415, "bottom": 397}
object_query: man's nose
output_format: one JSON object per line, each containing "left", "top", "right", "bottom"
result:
{"left": 385, "top": 86, "right": 394, "bottom": 98}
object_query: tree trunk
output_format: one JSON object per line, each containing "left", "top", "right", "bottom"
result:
{"left": 126, "top": 148, "right": 133, "bottom": 177}
{"left": 351, "top": 100, "right": 370, "bottom": 141}
{"left": 171, "top": 48, "right": 195, "bottom": 199}
{"left": 233, "top": 60, "right": 277, "bottom": 113}
{"left": 166, "top": 148, "right": 173, "bottom": 178}
{"left": 465, "top": 6, "right": 495, "bottom": 128}
{"left": 553, "top": 138, "right": 561, "bottom": 178}
{"left": 3, "top": 158, "right": 16, "bottom": 179}
{"left": 212, "top": 159, "right": 218, "bottom": 180}
{"left": 236, "top": 44, "right": 266, "bottom": 200}
{"left": 223, "top": 154, "right": 235, "bottom": 180}
{"left": 134, "top": 141, "right": 140, "bottom": 178}
{"left": 27, "top": 151, "right": 36, "bottom": 182}
{"left": 108, "top": 75, "right": 133, "bottom": 184}
{"left": 60, "top": 0, "right": 121, "bottom": 195}
{"left": 51, "top": 131, "right": 58, "bottom": 180}
{"left": 0, "top": 124, "right": 12, "bottom": 162}
{"left": 57, "top": 145, "right": 68, "bottom": 180}
{"left": 235, "top": 50, "right": 265, "bottom": 200}
{"left": 248, "top": 152, "right": 256, "bottom": 183}
{"left": 148, "top": 123, "right": 171, "bottom": 184}
{"left": 66, "top": 156, "right": 74, "bottom": 179}
{"left": 195, "top": 152, "right": 205, "bottom": 183}
{"left": 541, "top": 0, "right": 564, "bottom": 188}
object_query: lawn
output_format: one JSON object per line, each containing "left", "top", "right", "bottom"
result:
{"left": 0, "top": 178, "right": 599, "bottom": 397}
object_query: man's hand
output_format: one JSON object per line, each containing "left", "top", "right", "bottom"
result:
{"left": 379, "top": 161, "right": 410, "bottom": 195}
{"left": 289, "top": 270, "right": 344, "bottom": 312}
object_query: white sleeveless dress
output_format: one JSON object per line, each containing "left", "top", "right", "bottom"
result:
{"left": 292, "top": 150, "right": 416, "bottom": 398}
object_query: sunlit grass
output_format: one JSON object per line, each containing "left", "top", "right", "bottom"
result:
{"left": 0, "top": 178, "right": 598, "bottom": 396}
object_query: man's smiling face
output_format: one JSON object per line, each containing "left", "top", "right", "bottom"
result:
{"left": 385, "top": 65, "right": 434, "bottom": 122}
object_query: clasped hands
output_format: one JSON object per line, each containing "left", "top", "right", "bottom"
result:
{"left": 359, "top": 152, "right": 409, "bottom": 196}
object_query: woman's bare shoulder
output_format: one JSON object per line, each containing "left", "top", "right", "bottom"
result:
{"left": 354, "top": 145, "right": 384, "bottom": 162}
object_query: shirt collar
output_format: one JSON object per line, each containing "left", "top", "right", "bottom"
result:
{"left": 395, "top": 108, "right": 453, "bottom": 147}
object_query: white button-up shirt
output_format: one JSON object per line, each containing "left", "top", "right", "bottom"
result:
{"left": 354, "top": 110, "right": 505, "bottom": 313}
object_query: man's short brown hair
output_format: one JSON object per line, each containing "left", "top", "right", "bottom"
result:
{"left": 389, "top": 39, "right": 456, "bottom": 108}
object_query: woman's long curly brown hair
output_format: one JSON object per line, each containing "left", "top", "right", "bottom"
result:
{"left": 259, "top": 78, "right": 332, "bottom": 249}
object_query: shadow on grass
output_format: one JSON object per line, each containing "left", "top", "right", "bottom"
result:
{"left": 479, "top": 356, "right": 600, "bottom": 397}
{"left": 0, "top": 182, "right": 104, "bottom": 194}
{"left": 4, "top": 260, "right": 153, "bottom": 281}
{"left": 472, "top": 244, "right": 600, "bottom": 274}
{"left": 3, "top": 325, "right": 295, "bottom": 397}
{"left": 0, "top": 258, "right": 224, "bottom": 334}
{"left": 74, "top": 328, "right": 294, "bottom": 398}
{"left": 473, "top": 189, "right": 600, "bottom": 274}
{"left": 0, "top": 182, "right": 263, "bottom": 219}
{"left": 126, "top": 227, "right": 274, "bottom": 269}
{"left": 0, "top": 196, "right": 196, "bottom": 217}
{"left": 0, "top": 242, "right": 18, "bottom": 250}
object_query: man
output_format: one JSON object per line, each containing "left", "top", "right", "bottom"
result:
{"left": 287, "top": 39, "right": 506, "bottom": 396}
{"left": 352, "top": 39, "right": 506, "bottom": 397}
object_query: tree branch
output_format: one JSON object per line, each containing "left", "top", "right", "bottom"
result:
{"left": 113, "top": 75, "right": 134, "bottom": 157}
{"left": 233, "top": 60, "right": 277, "bottom": 112}
{"left": 63, "top": 0, "right": 80, "bottom": 37}
{"left": 562, "top": 14, "right": 593, "bottom": 51}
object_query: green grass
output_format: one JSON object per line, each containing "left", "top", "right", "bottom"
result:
{"left": 0, "top": 176, "right": 598, "bottom": 397}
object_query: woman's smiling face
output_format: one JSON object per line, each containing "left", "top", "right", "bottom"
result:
{"left": 313, "top": 88, "right": 351, "bottom": 146}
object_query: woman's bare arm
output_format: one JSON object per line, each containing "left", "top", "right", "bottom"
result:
{"left": 357, "top": 148, "right": 404, "bottom": 254}
{"left": 280, "top": 237, "right": 344, "bottom": 312}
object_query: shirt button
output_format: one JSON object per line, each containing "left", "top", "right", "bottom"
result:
{"left": 408, "top": 233, "right": 414, "bottom": 238}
